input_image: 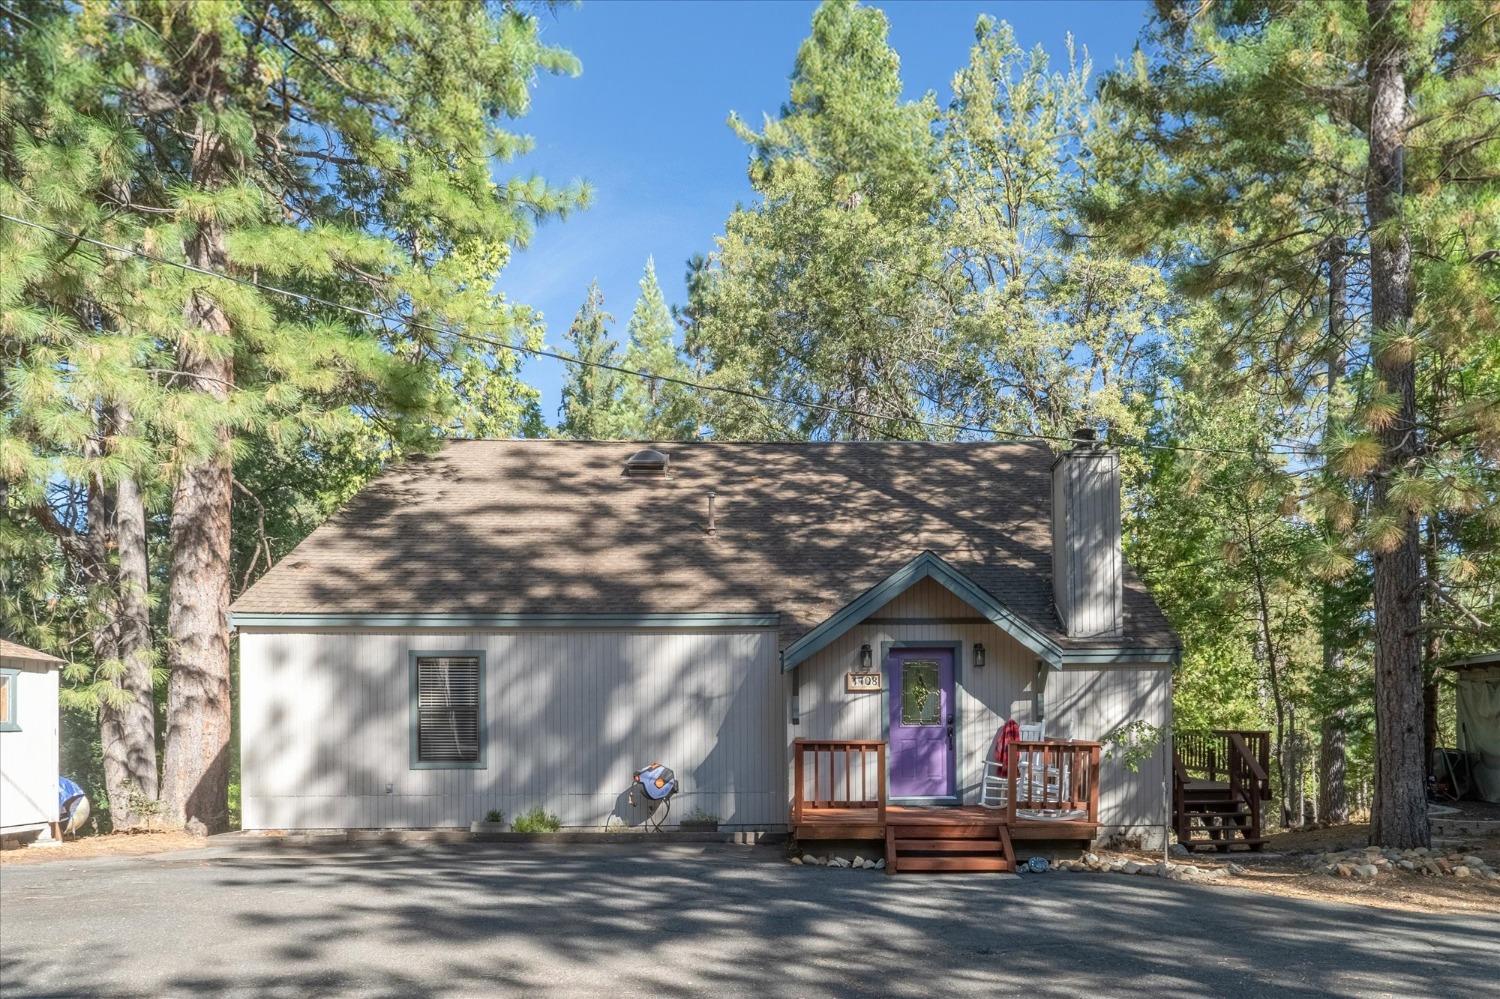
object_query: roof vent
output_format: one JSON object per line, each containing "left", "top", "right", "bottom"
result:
{"left": 624, "top": 448, "right": 670, "bottom": 476}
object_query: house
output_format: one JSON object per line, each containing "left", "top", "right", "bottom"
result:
{"left": 1444, "top": 652, "right": 1500, "bottom": 803}
{"left": 0, "top": 638, "right": 64, "bottom": 845}
{"left": 231, "top": 437, "right": 1181, "bottom": 866}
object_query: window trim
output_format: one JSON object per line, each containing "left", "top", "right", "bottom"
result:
{"left": 0, "top": 668, "right": 20, "bottom": 732}
{"left": 408, "top": 650, "right": 487, "bottom": 770}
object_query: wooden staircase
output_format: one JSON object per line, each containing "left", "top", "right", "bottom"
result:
{"left": 1174, "top": 730, "right": 1271, "bottom": 853}
{"left": 885, "top": 813, "right": 1016, "bottom": 874}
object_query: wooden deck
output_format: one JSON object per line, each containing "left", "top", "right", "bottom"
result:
{"left": 794, "top": 803, "right": 1101, "bottom": 842}
{"left": 791, "top": 738, "right": 1101, "bottom": 874}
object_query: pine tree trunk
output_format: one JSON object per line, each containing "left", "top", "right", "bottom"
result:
{"left": 1421, "top": 516, "right": 1442, "bottom": 772}
{"left": 1317, "top": 251, "right": 1349, "bottom": 827}
{"left": 162, "top": 87, "right": 236, "bottom": 833}
{"left": 85, "top": 475, "right": 124, "bottom": 832}
{"left": 1318, "top": 640, "right": 1350, "bottom": 825}
{"left": 1365, "top": 0, "right": 1428, "bottom": 849}
{"left": 99, "top": 404, "right": 160, "bottom": 830}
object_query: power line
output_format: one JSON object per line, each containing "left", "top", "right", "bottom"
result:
{"left": 0, "top": 209, "right": 1318, "bottom": 459}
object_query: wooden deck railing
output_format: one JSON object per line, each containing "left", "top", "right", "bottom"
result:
{"left": 792, "top": 739, "right": 886, "bottom": 827}
{"left": 1004, "top": 740, "right": 1102, "bottom": 826}
{"left": 1173, "top": 729, "right": 1272, "bottom": 847}
{"left": 1176, "top": 730, "right": 1270, "bottom": 790}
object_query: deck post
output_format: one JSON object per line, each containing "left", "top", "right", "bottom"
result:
{"left": 1088, "top": 744, "right": 1101, "bottom": 824}
{"left": 1005, "top": 744, "right": 1017, "bottom": 827}
{"left": 793, "top": 739, "right": 805, "bottom": 826}
{"left": 876, "top": 741, "right": 887, "bottom": 827}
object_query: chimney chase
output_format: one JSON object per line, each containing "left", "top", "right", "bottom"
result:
{"left": 1051, "top": 432, "right": 1123, "bottom": 640}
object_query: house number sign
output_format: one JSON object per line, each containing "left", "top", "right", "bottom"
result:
{"left": 845, "top": 672, "right": 882, "bottom": 693}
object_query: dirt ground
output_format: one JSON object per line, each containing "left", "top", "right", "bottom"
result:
{"left": 1098, "top": 823, "right": 1500, "bottom": 916}
{"left": 0, "top": 830, "right": 212, "bottom": 866}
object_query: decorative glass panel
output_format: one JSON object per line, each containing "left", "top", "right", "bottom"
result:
{"left": 901, "top": 660, "right": 941, "bottom": 726}
{"left": 0, "top": 672, "right": 12, "bottom": 725}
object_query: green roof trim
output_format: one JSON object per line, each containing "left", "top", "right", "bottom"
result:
{"left": 779, "top": 551, "right": 1178, "bottom": 673}
{"left": 1057, "top": 648, "right": 1180, "bottom": 667}
{"left": 231, "top": 612, "right": 780, "bottom": 630}
{"left": 780, "top": 551, "right": 1061, "bottom": 672}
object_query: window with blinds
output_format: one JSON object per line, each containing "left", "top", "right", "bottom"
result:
{"left": 412, "top": 655, "right": 484, "bottom": 767}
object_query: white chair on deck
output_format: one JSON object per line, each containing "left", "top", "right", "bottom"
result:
{"left": 979, "top": 721, "right": 1047, "bottom": 808}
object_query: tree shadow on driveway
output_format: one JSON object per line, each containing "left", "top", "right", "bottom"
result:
{"left": 1, "top": 844, "right": 1496, "bottom": 998}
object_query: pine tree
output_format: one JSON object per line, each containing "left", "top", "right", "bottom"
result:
{"left": 688, "top": 0, "right": 945, "bottom": 439}
{"left": 1, "top": 2, "right": 584, "bottom": 831}
{"left": 939, "top": 16, "right": 1184, "bottom": 443}
{"left": 621, "top": 258, "right": 697, "bottom": 441}
{"left": 1092, "top": 0, "right": 1500, "bottom": 846}
{"left": 558, "top": 282, "right": 628, "bottom": 440}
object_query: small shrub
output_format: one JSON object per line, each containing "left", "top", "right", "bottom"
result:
{"left": 682, "top": 807, "right": 720, "bottom": 825}
{"left": 483, "top": 809, "right": 504, "bottom": 825}
{"left": 511, "top": 807, "right": 561, "bottom": 833}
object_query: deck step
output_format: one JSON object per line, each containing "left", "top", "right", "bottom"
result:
{"left": 893, "top": 838, "right": 1000, "bottom": 852}
{"left": 885, "top": 819, "right": 1016, "bottom": 875}
{"left": 887, "top": 821, "right": 998, "bottom": 836}
{"left": 1183, "top": 837, "right": 1267, "bottom": 851}
{"left": 895, "top": 855, "right": 1011, "bottom": 873}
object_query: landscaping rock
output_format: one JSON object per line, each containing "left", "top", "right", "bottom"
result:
{"left": 1226, "top": 862, "right": 1246, "bottom": 876}
{"left": 829, "top": 856, "right": 849, "bottom": 868}
{"left": 852, "top": 855, "right": 868, "bottom": 869}
{"left": 1356, "top": 864, "right": 1378, "bottom": 880}
{"left": 789, "top": 856, "right": 803, "bottom": 865}
{"left": 1454, "top": 866, "right": 1472, "bottom": 879}
{"left": 1123, "top": 861, "right": 1141, "bottom": 875}
{"left": 1170, "top": 844, "right": 1191, "bottom": 858}
{"left": 873, "top": 858, "right": 885, "bottom": 869}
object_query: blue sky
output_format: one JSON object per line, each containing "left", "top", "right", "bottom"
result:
{"left": 504, "top": 0, "right": 1150, "bottom": 423}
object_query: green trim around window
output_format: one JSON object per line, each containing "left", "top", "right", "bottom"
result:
{"left": 409, "top": 651, "right": 488, "bottom": 770}
{"left": 0, "top": 668, "right": 19, "bottom": 732}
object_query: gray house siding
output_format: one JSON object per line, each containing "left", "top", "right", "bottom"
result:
{"left": 790, "top": 578, "right": 1171, "bottom": 845}
{"left": 1052, "top": 446, "right": 1123, "bottom": 640}
{"left": 239, "top": 627, "right": 785, "bottom": 830}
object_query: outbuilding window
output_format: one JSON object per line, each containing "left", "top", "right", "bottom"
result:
{"left": 0, "top": 669, "right": 18, "bottom": 732}
{"left": 409, "top": 652, "right": 486, "bottom": 769}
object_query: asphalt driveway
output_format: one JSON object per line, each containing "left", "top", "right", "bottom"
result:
{"left": 2, "top": 842, "right": 1495, "bottom": 998}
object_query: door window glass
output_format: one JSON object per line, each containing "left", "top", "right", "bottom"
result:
{"left": 901, "top": 660, "right": 941, "bottom": 725}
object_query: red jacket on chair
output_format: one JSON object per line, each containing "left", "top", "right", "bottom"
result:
{"left": 993, "top": 719, "right": 1022, "bottom": 776}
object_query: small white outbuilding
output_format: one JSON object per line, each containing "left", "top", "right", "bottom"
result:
{"left": 0, "top": 638, "right": 64, "bottom": 845}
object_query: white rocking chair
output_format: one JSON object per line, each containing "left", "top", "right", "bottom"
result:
{"left": 979, "top": 721, "right": 1046, "bottom": 808}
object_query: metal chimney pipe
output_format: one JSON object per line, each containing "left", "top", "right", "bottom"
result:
{"left": 707, "top": 490, "right": 717, "bottom": 536}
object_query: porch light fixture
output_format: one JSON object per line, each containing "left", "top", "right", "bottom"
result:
{"left": 973, "top": 642, "right": 986, "bottom": 668}
{"left": 859, "top": 644, "right": 873, "bottom": 672}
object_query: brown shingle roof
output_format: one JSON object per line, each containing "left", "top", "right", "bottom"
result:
{"left": 232, "top": 440, "right": 1178, "bottom": 652}
{"left": 1, "top": 637, "right": 66, "bottom": 671}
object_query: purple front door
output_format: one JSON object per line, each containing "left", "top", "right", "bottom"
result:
{"left": 887, "top": 647, "right": 955, "bottom": 799}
